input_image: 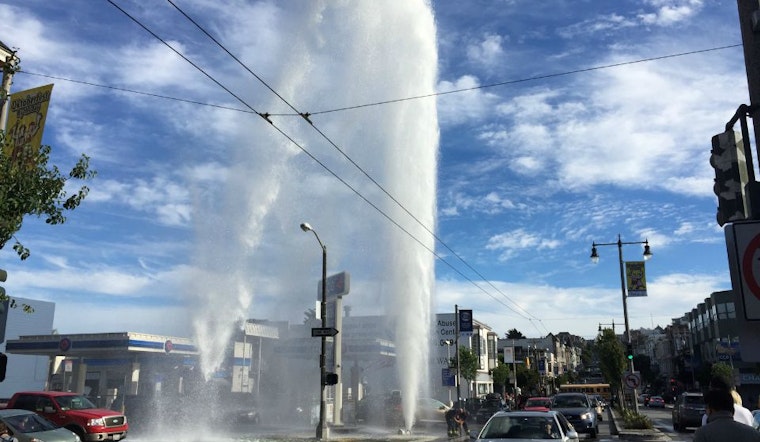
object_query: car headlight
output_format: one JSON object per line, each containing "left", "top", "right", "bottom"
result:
{"left": 87, "top": 417, "right": 106, "bottom": 426}
{"left": 580, "top": 412, "right": 591, "bottom": 420}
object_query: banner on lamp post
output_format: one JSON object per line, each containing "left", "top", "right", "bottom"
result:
{"left": 503, "top": 347, "right": 514, "bottom": 363}
{"left": 626, "top": 261, "right": 648, "bottom": 297}
{"left": 4, "top": 84, "right": 54, "bottom": 168}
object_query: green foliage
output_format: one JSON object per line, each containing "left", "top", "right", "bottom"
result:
{"left": 506, "top": 329, "right": 525, "bottom": 339}
{"left": 457, "top": 346, "right": 479, "bottom": 384}
{"left": 596, "top": 329, "right": 626, "bottom": 389}
{"left": 0, "top": 55, "right": 96, "bottom": 261}
{"left": 620, "top": 409, "right": 653, "bottom": 429}
{"left": 491, "top": 361, "right": 511, "bottom": 391}
{"left": 516, "top": 363, "right": 539, "bottom": 392}
{"left": 710, "top": 362, "right": 735, "bottom": 387}
{"left": 0, "top": 138, "right": 96, "bottom": 260}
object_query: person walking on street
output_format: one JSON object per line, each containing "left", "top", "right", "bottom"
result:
{"left": 695, "top": 389, "right": 760, "bottom": 442}
{"left": 701, "top": 376, "right": 754, "bottom": 427}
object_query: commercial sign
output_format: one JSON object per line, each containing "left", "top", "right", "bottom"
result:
{"left": 503, "top": 346, "right": 515, "bottom": 363}
{"left": 459, "top": 309, "right": 473, "bottom": 336}
{"left": 625, "top": 261, "right": 648, "bottom": 297}
{"left": 4, "top": 84, "right": 54, "bottom": 166}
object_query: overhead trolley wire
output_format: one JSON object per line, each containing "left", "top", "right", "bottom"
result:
{"left": 106, "top": 0, "right": 536, "bottom": 322}
{"left": 164, "top": 0, "right": 545, "bottom": 326}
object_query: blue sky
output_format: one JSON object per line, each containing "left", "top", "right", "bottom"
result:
{"left": 0, "top": 0, "right": 744, "bottom": 341}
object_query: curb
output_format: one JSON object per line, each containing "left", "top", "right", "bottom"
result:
{"left": 609, "top": 407, "right": 672, "bottom": 441}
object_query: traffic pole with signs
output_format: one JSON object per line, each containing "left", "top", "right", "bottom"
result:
{"left": 725, "top": 221, "right": 760, "bottom": 362}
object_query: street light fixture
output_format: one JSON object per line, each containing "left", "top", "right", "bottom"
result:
{"left": 590, "top": 234, "right": 652, "bottom": 413}
{"left": 301, "top": 222, "right": 328, "bottom": 440}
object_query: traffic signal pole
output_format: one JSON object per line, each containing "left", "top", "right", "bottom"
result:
{"left": 735, "top": 1, "right": 760, "bottom": 220}
{"left": 738, "top": 0, "right": 760, "bottom": 155}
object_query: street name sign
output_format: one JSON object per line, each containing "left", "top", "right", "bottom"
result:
{"left": 311, "top": 327, "right": 339, "bottom": 337}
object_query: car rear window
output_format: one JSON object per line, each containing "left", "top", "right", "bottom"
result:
{"left": 684, "top": 396, "right": 704, "bottom": 405}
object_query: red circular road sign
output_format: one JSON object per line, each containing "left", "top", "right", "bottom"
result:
{"left": 742, "top": 233, "right": 760, "bottom": 301}
{"left": 624, "top": 373, "right": 641, "bottom": 389}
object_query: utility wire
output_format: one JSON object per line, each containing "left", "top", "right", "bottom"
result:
{"left": 107, "top": 0, "right": 536, "bottom": 321}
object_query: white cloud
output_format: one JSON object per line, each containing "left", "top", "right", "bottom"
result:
{"left": 437, "top": 75, "right": 500, "bottom": 126}
{"left": 466, "top": 33, "right": 506, "bottom": 69}
{"left": 639, "top": 0, "right": 704, "bottom": 26}
{"left": 486, "top": 228, "right": 561, "bottom": 261}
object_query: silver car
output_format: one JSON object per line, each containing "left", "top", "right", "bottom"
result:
{"left": 473, "top": 410, "right": 580, "bottom": 441}
{"left": 0, "top": 409, "right": 81, "bottom": 442}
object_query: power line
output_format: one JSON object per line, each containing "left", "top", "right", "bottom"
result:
{"left": 106, "top": 0, "right": 537, "bottom": 321}
{"left": 164, "top": 0, "right": 545, "bottom": 324}
{"left": 27, "top": 4, "right": 738, "bottom": 331}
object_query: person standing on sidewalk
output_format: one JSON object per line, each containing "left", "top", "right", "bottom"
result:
{"left": 695, "top": 389, "right": 760, "bottom": 442}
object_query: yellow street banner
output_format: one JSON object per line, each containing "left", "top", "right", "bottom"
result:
{"left": 3, "top": 83, "right": 54, "bottom": 165}
{"left": 626, "top": 261, "right": 648, "bottom": 297}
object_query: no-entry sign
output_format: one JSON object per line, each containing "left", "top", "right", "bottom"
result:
{"left": 726, "top": 222, "right": 760, "bottom": 320}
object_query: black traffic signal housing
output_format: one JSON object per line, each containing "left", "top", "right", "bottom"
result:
{"left": 0, "top": 352, "right": 7, "bottom": 382}
{"left": 324, "top": 372, "right": 338, "bottom": 386}
{"left": 626, "top": 343, "right": 634, "bottom": 361}
{"left": 711, "top": 131, "right": 750, "bottom": 226}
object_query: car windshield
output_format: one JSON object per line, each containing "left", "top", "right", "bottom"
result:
{"left": 480, "top": 415, "right": 561, "bottom": 439}
{"left": 55, "top": 395, "right": 96, "bottom": 410}
{"left": 5, "top": 413, "right": 59, "bottom": 433}
{"left": 552, "top": 396, "right": 587, "bottom": 408}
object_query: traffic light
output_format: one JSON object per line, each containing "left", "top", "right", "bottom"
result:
{"left": 0, "top": 352, "right": 7, "bottom": 382}
{"left": 324, "top": 372, "right": 338, "bottom": 386}
{"left": 711, "top": 131, "right": 749, "bottom": 226}
{"left": 0, "top": 268, "right": 5, "bottom": 298}
{"left": 626, "top": 343, "right": 634, "bottom": 360}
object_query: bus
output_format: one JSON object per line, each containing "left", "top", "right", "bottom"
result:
{"left": 559, "top": 383, "right": 611, "bottom": 401}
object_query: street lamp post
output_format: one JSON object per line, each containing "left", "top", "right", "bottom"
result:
{"left": 590, "top": 234, "right": 652, "bottom": 414}
{"left": 444, "top": 340, "right": 453, "bottom": 405}
{"left": 301, "top": 222, "right": 328, "bottom": 440}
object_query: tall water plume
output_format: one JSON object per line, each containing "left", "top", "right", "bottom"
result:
{"left": 185, "top": 0, "right": 439, "bottom": 432}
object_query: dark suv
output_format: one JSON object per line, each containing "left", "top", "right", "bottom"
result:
{"left": 550, "top": 393, "right": 598, "bottom": 438}
{"left": 672, "top": 392, "right": 705, "bottom": 431}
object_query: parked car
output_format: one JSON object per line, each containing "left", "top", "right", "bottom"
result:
{"left": 474, "top": 394, "right": 504, "bottom": 423}
{"left": 5, "top": 391, "right": 127, "bottom": 441}
{"left": 672, "top": 392, "right": 705, "bottom": 431}
{"left": 355, "top": 392, "right": 449, "bottom": 426}
{"left": 648, "top": 396, "right": 665, "bottom": 408}
{"left": 0, "top": 408, "right": 81, "bottom": 442}
{"left": 550, "top": 392, "right": 598, "bottom": 438}
{"left": 522, "top": 397, "right": 551, "bottom": 412}
{"left": 473, "top": 410, "right": 580, "bottom": 441}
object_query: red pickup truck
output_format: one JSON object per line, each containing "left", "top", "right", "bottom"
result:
{"left": 6, "top": 391, "right": 128, "bottom": 441}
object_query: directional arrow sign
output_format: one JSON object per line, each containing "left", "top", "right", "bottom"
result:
{"left": 311, "top": 327, "right": 339, "bottom": 337}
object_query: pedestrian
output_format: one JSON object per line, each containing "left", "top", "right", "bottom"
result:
{"left": 454, "top": 407, "right": 469, "bottom": 436}
{"left": 0, "top": 422, "right": 17, "bottom": 442}
{"left": 694, "top": 389, "right": 760, "bottom": 442}
{"left": 444, "top": 407, "right": 458, "bottom": 437}
{"left": 701, "top": 376, "right": 754, "bottom": 427}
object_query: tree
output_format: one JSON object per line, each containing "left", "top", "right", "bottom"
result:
{"left": 710, "top": 362, "right": 735, "bottom": 388}
{"left": 516, "top": 363, "right": 539, "bottom": 393}
{"left": 0, "top": 56, "right": 96, "bottom": 261}
{"left": 596, "top": 329, "right": 625, "bottom": 404}
{"left": 456, "top": 346, "right": 479, "bottom": 398}
{"left": 491, "top": 361, "right": 511, "bottom": 395}
{"left": 506, "top": 329, "right": 525, "bottom": 339}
